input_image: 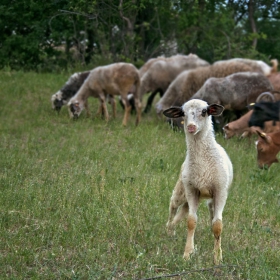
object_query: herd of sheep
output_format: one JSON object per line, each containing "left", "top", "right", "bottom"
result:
{"left": 51, "top": 53, "right": 280, "bottom": 263}
{"left": 51, "top": 54, "right": 279, "bottom": 131}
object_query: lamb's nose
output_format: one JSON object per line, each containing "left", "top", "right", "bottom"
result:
{"left": 187, "top": 124, "right": 196, "bottom": 133}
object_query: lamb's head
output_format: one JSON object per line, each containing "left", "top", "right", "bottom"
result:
{"left": 163, "top": 99, "right": 224, "bottom": 135}
{"left": 51, "top": 91, "right": 65, "bottom": 111}
{"left": 68, "top": 100, "right": 84, "bottom": 119}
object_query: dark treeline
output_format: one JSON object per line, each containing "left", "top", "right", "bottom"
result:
{"left": 1, "top": 0, "right": 280, "bottom": 71}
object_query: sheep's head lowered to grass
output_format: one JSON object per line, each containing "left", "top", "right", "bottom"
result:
{"left": 69, "top": 100, "right": 84, "bottom": 119}
{"left": 51, "top": 71, "right": 91, "bottom": 112}
{"left": 51, "top": 91, "right": 66, "bottom": 111}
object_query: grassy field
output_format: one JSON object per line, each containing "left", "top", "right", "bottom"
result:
{"left": 0, "top": 70, "right": 279, "bottom": 279}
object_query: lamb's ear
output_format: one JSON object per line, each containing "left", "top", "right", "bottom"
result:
{"left": 163, "top": 106, "right": 184, "bottom": 118}
{"left": 207, "top": 104, "right": 224, "bottom": 116}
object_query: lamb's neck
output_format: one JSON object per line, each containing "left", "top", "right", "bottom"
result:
{"left": 185, "top": 129, "right": 217, "bottom": 153}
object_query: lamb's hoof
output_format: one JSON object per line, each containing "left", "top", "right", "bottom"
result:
{"left": 166, "top": 223, "right": 175, "bottom": 236}
{"left": 183, "top": 248, "right": 195, "bottom": 260}
{"left": 183, "top": 252, "right": 191, "bottom": 260}
{"left": 214, "top": 253, "right": 223, "bottom": 265}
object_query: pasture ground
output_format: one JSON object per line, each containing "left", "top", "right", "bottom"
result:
{"left": 0, "top": 70, "right": 279, "bottom": 279}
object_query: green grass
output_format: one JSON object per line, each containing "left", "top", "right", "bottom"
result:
{"left": 0, "top": 70, "right": 279, "bottom": 279}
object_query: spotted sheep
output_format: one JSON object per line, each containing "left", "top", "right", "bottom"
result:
{"left": 51, "top": 71, "right": 90, "bottom": 111}
{"left": 163, "top": 99, "right": 233, "bottom": 264}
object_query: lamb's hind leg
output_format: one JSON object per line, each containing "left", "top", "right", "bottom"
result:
{"left": 166, "top": 174, "right": 187, "bottom": 235}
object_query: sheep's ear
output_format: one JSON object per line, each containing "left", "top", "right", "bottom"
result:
{"left": 207, "top": 104, "right": 224, "bottom": 116}
{"left": 163, "top": 106, "right": 184, "bottom": 118}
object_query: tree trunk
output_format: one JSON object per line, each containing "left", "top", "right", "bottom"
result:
{"left": 248, "top": 0, "right": 257, "bottom": 49}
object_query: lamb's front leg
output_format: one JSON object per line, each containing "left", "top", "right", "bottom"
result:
{"left": 183, "top": 193, "right": 199, "bottom": 260}
{"left": 212, "top": 190, "right": 228, "bottom": 265}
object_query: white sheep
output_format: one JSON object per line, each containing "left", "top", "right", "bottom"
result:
{"left": 67, "top": 62, "right": 142, "bottom": 126}
{"left": 163, "top": 99, "right": 233, "bottom": 265}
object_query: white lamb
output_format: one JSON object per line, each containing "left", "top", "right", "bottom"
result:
{"left": 163, "top": 99, "right": 233, "bottom": 265}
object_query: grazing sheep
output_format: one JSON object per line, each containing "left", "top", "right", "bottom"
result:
{"left": 156, "top": 60, "right": 256, "bottom": 115}
{"left": 214, "top": 58, "right": 275, "bottom": 76}
{"left": 163, "top": 99, "right": 233, "bottom": 265}
{"left": 51, "top": 71, "right": 90, "bottom": 111}
{"left": 191, "top": 72, "right": 273, "bottom": 128}
{"left": 138, "top": 56, "right": 165, "bottom": 78}
{"left": 139, "top": 54, "right": 210, "bottom": 113}
{"left": 67, "top": 63, "right": 142, "bottom": 126}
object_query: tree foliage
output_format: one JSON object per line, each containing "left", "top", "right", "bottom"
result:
{"left": 0, "top": 0, "right": 279, "bottom": 71}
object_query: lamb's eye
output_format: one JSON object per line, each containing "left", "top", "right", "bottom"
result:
{"left": 202, "top": 109, "right": 207, "bottom": 117}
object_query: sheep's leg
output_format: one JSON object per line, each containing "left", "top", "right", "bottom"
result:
{"left": 121, "top": 96, "right": 132, "bottom": 126}
{"left": 99, "top": 93, "right": 109, "bottom": 121}
{"left": 109, "top": 95, "right": 116, "bottom": 118}
{"left": 96, "top": 102, "right": 103, "bottom": 117}
{"left": 166, "top": 177, "right": 187, "bottom": 235}
{"left": 134, "top": 97, "right": 142, "bottom": 126}
{"left": 212, "top": 191, "right": 228, "bottom": 265}
{"left": 184, "top": 193, "right": 199, "bottom": 260}
{"left": 85, "top": 99, "right": 91, "bottom": 117}
{"left": 143, "top": 90, "right": 160, "bottom": 114}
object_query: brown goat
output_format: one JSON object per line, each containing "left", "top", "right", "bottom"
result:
{"left": 255, "top": 130, "right": 280, "bottom": 168}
